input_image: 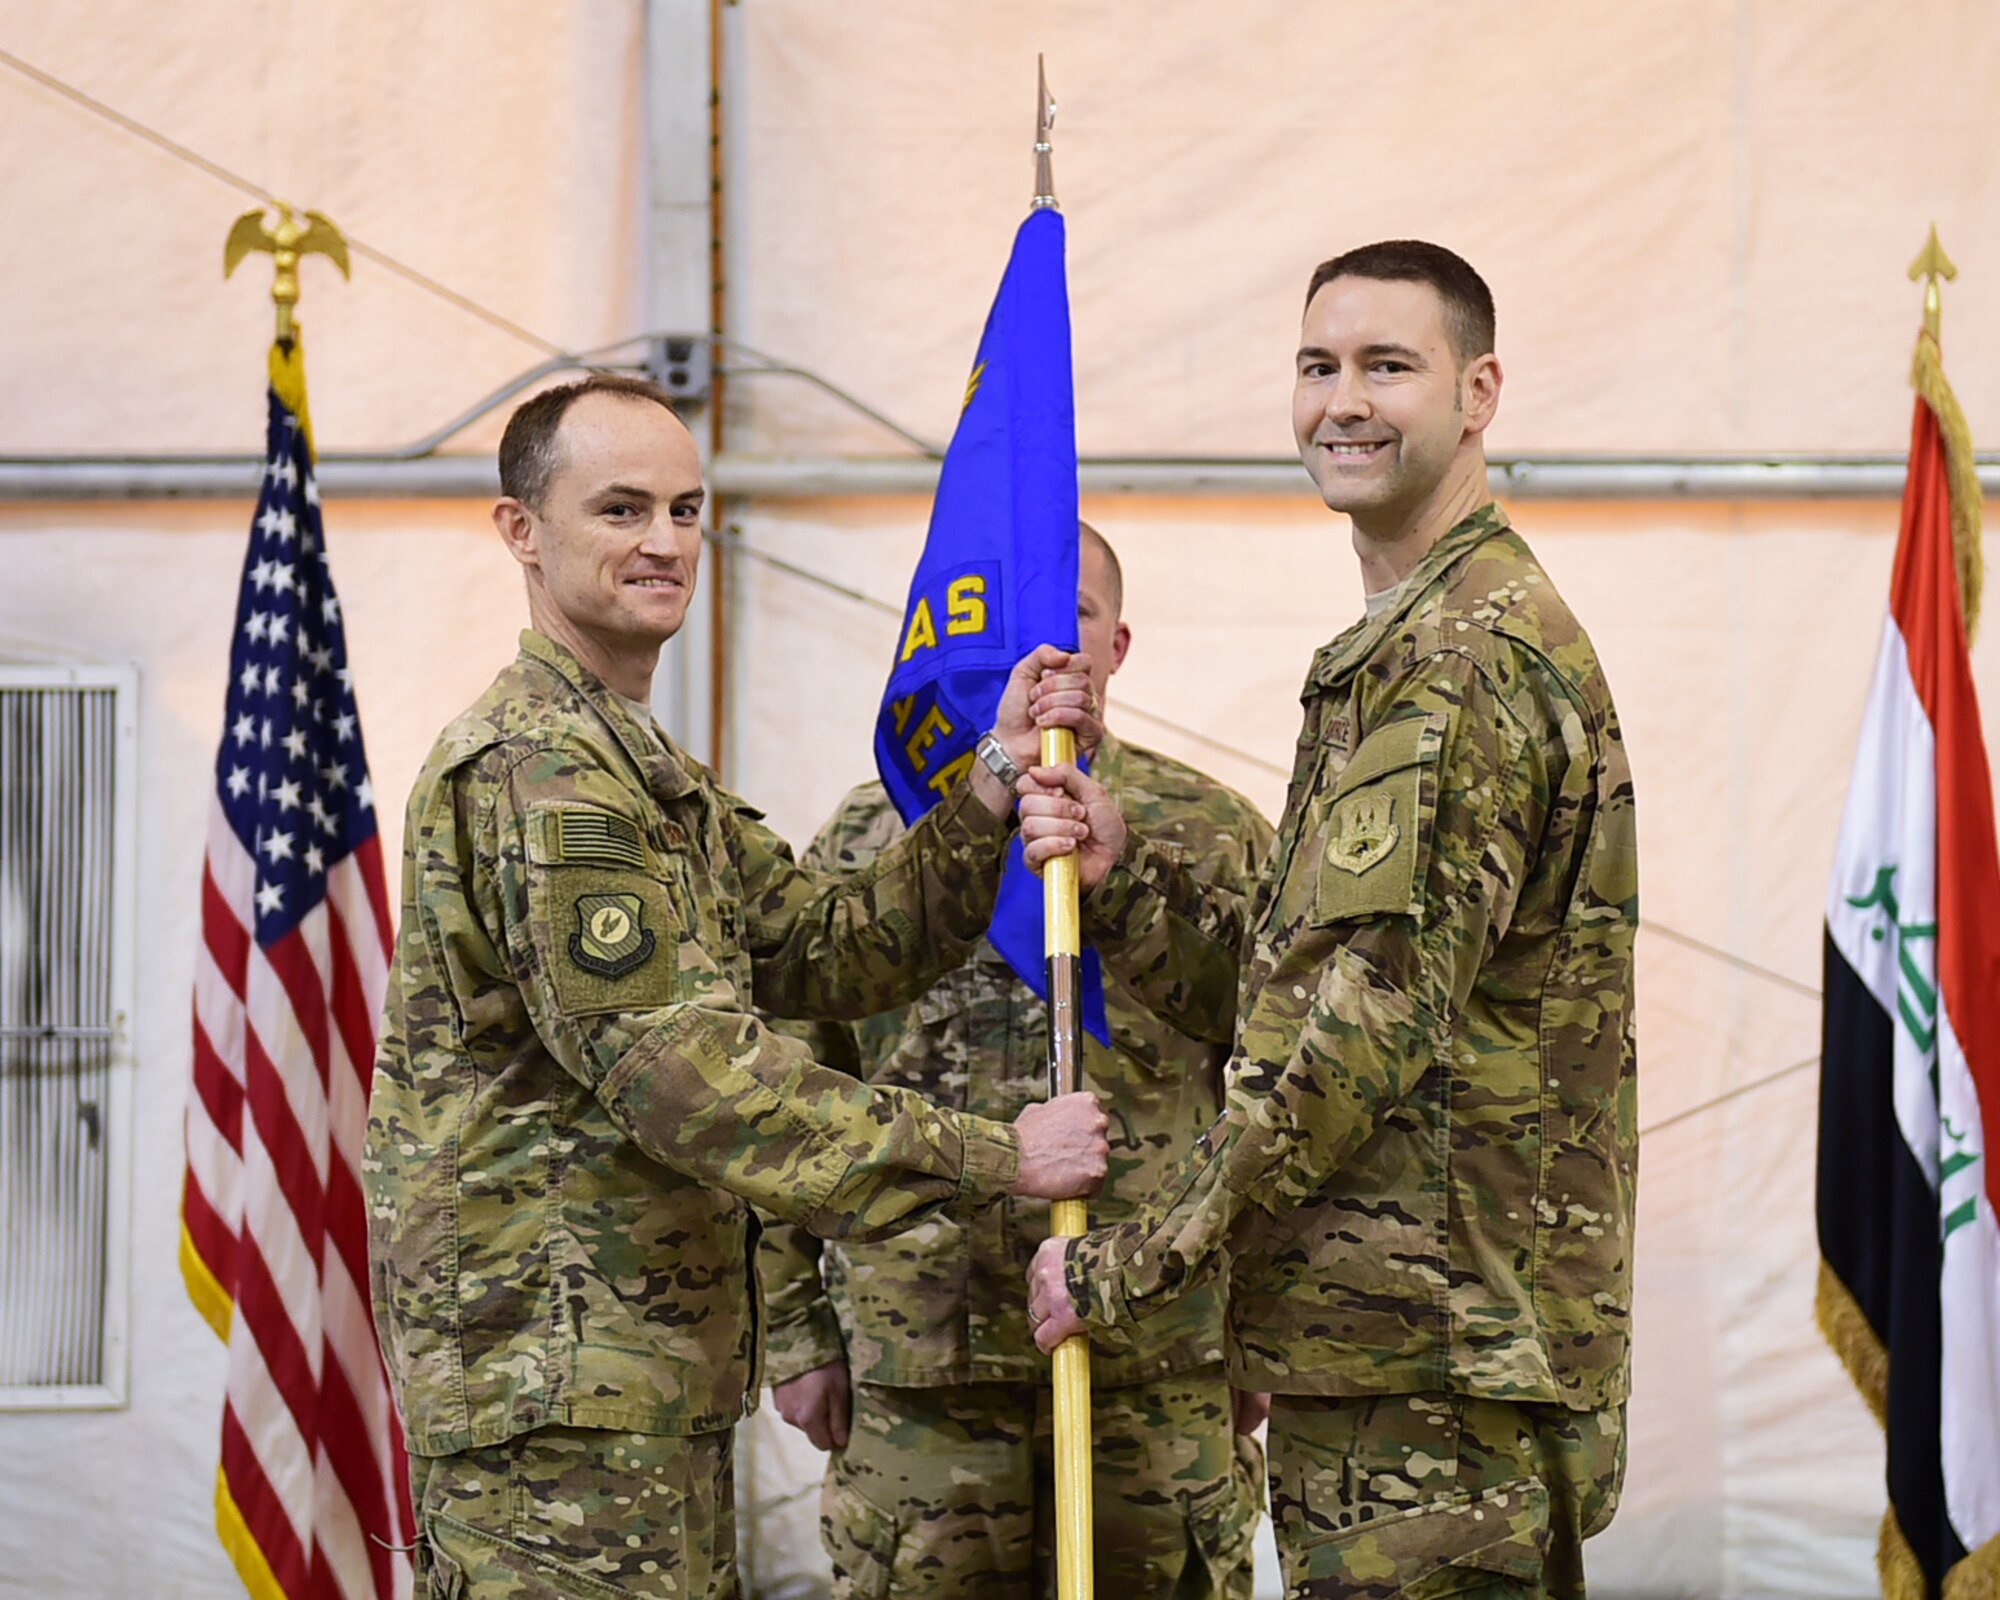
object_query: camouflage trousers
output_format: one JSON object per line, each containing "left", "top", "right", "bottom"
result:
{"left": 407, "top": 1424, "right": 739, "bottom": 1599}
{"left": 822, "top": 1364, "right": 1261, "bottom": 1599}
{"left": 1265, "top": 1393, "right": 1624, "bottom": 1600}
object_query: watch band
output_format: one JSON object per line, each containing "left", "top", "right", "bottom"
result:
{"left": 975, "top": 729, "right": 1023, "bottom": 790}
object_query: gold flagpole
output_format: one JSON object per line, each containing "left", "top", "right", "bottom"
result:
{"left": 1033, "top": 55, "right": 1095, "bottom": 1600}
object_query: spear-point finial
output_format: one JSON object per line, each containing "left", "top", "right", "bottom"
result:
{"left": 1908, "top": 223, "right": 1957, "bottom": 343}
{"left": 1032, "top": 55, "right": 1058, "bottom": 212}
{"left": 224, "top": 202, "right": 350, "bottom": 345}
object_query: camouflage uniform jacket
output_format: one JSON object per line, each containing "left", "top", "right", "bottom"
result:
{"left": 366, "top": 630, "right": 1025, "bottom": 1456}
{"left": 759, "top": 734, "right": 1273, "bottom": 1390}
{"left": 1062, "top": 506, "right": 1639, "bottom": 1411}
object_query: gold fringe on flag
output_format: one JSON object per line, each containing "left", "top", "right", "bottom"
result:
{"left": 1820, "top": 1249, "right": 2000, "bottom": 1597}
{"left": 1946, "top": 1535, "right": 2000, "bottom": 1600}
{"left": 270, "top": 335, "right": 315, "bottom": 454}
{"left": 178, "top": 1220, "right": 233, "bottom": 1343}
{"left": 1816, "top": 1259, "right": 1887, "bottom": 1425}
{"left": 215, "top": 1468, "right": 290, "bottom": 1600}
{"left": 1881, "top": 1506, "right": 1927, "bottom": 1600}
{"left": 1911, "top": 327, "right": 1985, "bottom": 646}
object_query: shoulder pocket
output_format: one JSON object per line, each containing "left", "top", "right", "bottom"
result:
{"left": 524, "top": 803, "right": 684, "bottom": 1016}
{"left": 1311, "top": 712, "right": 1445, "bottom": 926}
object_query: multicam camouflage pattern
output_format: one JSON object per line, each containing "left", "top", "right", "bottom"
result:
{"left": 366, "top": 630, "right": 1025, "bottom": 1457}
{"left": 758, "top": 735, "right": 1272, "bottom": 1391}
{"left": 1265, "top": 1392, "right": 1623, "bottom": 1599}
{"left": 410, "top": 1424, "right": 738, "bottom": 1599}
{"left": 1065, "top": 505, "right": 1640, "bottom": 1415}
{"left": 825, "top": 1365, "right": 1262, "bottom": 1600}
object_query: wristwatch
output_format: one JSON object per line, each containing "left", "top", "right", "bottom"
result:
{"left": 975, "top": 729, "right": 1023, "bottom": 790}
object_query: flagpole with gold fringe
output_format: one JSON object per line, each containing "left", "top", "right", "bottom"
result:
{"left": 1815, "top": 227, "right": 1995, "bottom": 1600}
{"left": 1907, "top": 225, "right": 1983, "bottom": 647}
{"left": 200, "top": 197, "right": 418, "bottom": 1600}
{"left": 1031, "top": 56, "right": 1096, "bottom": 1600}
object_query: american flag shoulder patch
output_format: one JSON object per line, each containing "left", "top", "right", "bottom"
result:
{"left": 552, "top": 807, "right": 648, "bottom": 869}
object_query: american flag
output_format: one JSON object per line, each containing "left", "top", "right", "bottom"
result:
{"left": 180, "top": 346, "right": 413, "bottom": 1600}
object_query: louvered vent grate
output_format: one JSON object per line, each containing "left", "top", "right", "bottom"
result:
{"left": 0, "top": 669, "right": 135, "bottom": 1408}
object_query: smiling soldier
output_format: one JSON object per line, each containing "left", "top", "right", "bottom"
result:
{"left": 1020, "top": 243, "right": 1639, "bottom": 1599}
{"left": 364, "top": 373, "right": 1111, "bottom": 1600}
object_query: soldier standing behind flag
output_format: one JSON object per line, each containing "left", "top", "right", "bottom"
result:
{"left": 760, "top": 522, "right": 1275, "bottom": 1599}
{"left": 1021, "top": 242, "right": 1639, "bottom": 1600}
{"left": 364, "top": 374, "right": 1111, "bottom": 1600}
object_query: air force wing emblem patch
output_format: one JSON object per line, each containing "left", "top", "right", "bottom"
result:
{"left": 569, "top": 891, "right": 656, "bottom": 978}
{"left": 1327, "top": 790, "right": 1400, "bottom": 876}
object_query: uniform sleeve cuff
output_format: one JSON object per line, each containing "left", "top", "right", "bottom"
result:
{"left": 950, "top": 1115, "right": 1020, "bottom": 1210}
{"left": 1082, "top": 860, "right": 1143, "bottom": 944}
{"left": 1064, "top": 1232, "right": 1131, "bottom": 1328}
{"left": 762, "top": 1302, "right": 847, "bottom": 1387}
{"left": 932, "top": 767, "right": 1014, "bottom": 845}
{"left": 1081, "top": 833, "right": 1176, "bottom": 944}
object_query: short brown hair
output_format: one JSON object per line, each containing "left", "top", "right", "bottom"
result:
{"left": 498, "top": 374, "right": 679, "bottom": 509}
{"left": 1304, "top": 240, "right": 1495, "bottom": 365}
{"left": 1079, "top": 521, "right": 1123, "bottom": 619}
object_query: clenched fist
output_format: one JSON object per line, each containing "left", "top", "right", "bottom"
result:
{"left": 1017, "top": 763, "right": 1127, "bottom": 893}
{"left": 771, "top": 1361, "right": 851, "bottom": 1452}
{"left": 1009, "top": 1091, "right": 1110, "bottom": 1200}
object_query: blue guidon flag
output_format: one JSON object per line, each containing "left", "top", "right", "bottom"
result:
{"left": 1817, "top": 314, "right": 2000, "bottom": 1598}
{"left": 873, "top": 205, "right": 1107, "bottom": 1042}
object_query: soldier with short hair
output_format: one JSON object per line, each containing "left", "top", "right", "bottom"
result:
{"left": 1022, "top": 242, "right": 1639, "bottom": 1599}
{"left": 365, "top": 374, "right": 1112, "bottom": 1600}
{"left": 759, "top": 523, "right": 1275, "bottom": 1599}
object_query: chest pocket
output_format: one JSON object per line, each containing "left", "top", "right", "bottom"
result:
{"left": 525, "top": 803, "right": 684, "bottom": 1017}
{"left": 1311, "top": 712, "right": 1445, "bottom": 926}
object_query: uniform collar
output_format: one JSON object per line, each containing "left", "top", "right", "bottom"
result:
{"left": 1305, "top": 501, "right": 1511, "bottom": 693}
{"left": 517, "top": 628, "right": 700, "bottom": 801}
{"left": 1091, "top": 727, "right": 1124, "bottom": 785}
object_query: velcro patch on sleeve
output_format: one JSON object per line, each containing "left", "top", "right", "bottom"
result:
{"left": 551, "top": 807, "right": 647, "bottom": 869}
{"left": 1311, "top": 713, "right": 1443, "bottom": 924}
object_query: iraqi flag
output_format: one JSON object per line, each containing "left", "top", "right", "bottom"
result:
{"left": 1818, "top": 319, "right": 2000, "bottom": 1599}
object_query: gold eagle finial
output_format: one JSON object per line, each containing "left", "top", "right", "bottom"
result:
{"left": 224, "top": 203, "right": 350, "bottom": 344}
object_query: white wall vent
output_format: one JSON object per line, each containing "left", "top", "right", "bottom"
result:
{"left": 0, "top": 664, "right": 138, "bottom": 1409}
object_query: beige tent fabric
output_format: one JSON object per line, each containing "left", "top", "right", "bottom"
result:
{"left": 4, "top": 3, "right": 2000, "bottom": 1595}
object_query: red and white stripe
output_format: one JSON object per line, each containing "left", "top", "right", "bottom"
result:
{"left": 184, "top": 793, "right": 412, "bottom": 1600}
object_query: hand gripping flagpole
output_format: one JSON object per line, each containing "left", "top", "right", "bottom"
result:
{"left": 1033, "top": 57, "right": 1096, "bottom": 1600}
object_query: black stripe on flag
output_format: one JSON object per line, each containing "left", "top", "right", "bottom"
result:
{"left": 1818, "top": 926, "right": 1967, "bottom": 1595}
